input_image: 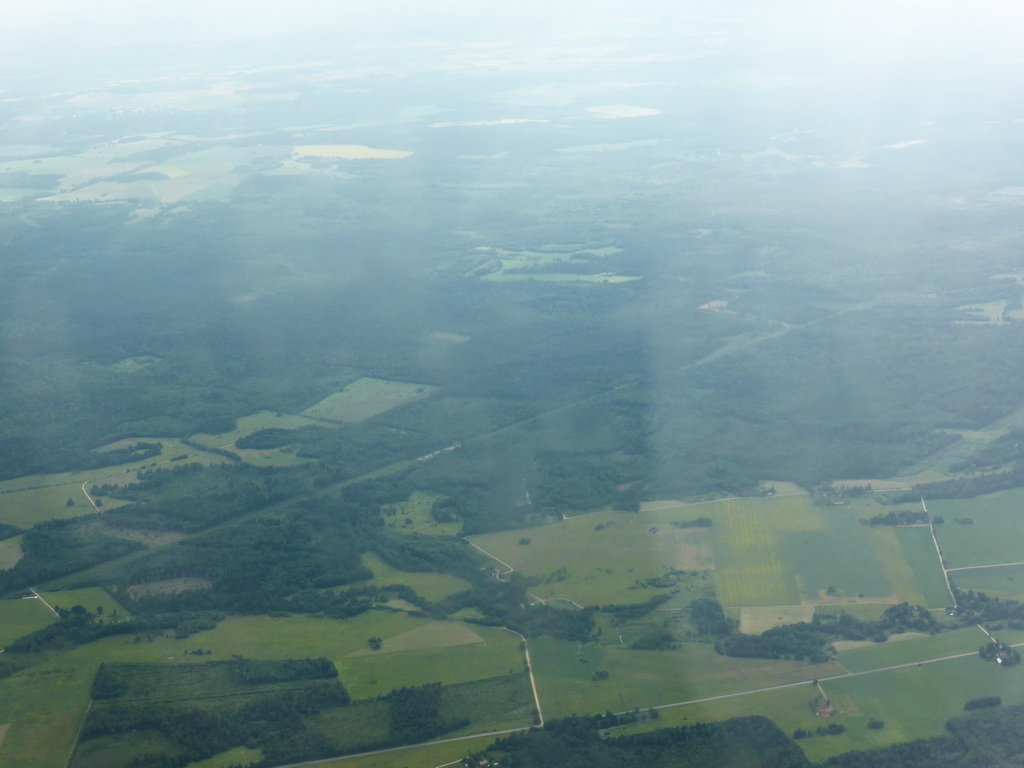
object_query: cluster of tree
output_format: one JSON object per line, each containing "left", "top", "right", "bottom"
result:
{"left": 228, "top": 656, "right": 338, "bottom": 685}
{"left": 964, "top": 696, "right": 1001, "bottom": 710}
{"left": 690, "top": 598, "right": 734, "bottom": 636}
{"left": 484, "top": 714, "right": 809, "bottom": 768}
{"left": 672, "top": 517, "right": 713, "bottom": 528}
{"left": 952, "top": 586, "right": 1024, "bottom": 626}
{"left": 386, "top": 682, "right": 468, "bottom": 743}
{"left": 715, "top": 622, "right": 834, "bottom": 663}
{"left": 866, "top": 508, "right": 929, "bottom": 526}
{"left": 949, "top": 429, "right": 1024, "bottom": 474}
{"left": 792, "top": 723, "right": 845, "bottom": 739}
{"left": 979, "top": 641, "right": 1020, "bottom": 666}
{"left": 0, "top": 522, "right": 21, "bottom": 541}
{"left": 891, "top": 463, "right": 1024, "bottom": 503}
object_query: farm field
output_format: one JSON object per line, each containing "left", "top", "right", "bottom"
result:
{"left": 858, "top": 525, "right": 944, "bottom": 608}
{"left": 930, "top": 488, "right": 1024, "bottom": 568}
{"left": 0, "top": 598, "right": 57, "bottom": 647}
{"left": 529, "top": 635, "right": 844, "bottom": 721}
{"left": 302, "top": 378, "right": 439, "bottom": 423}
{"left": 712, "top": 495, "right": 819, "bottom": 607}
{"left": 785, "top": 509, "right": 893, "bottom": 603}
{"left": 892, "top": 527, "right": 953, "bottom": 608}
{"left": 469, "top": 504, "right": 715, "bottom": 606}
{"left": 186, "top": 746, "right": 263, "bottom": 768}
{"left": 302, "top": 735, "right": 498, "bottom": 768}
{"left": 0, "top": 534, "right": 23, "bottom": 569}
{"left": 949, "top": 563, "right": 1024, "bottom": 601}
{"left": 821, "top": 655, "right": 1024, "bottom": 755}
{"left": 355, "top": 552, "right": 470, "bottom": 602}
{"left": 836, "top": 626, "right": 986, "bottom": 673}
{"left": 36, "top": 588, "right": 127, "bottom": 618}
{"left": 381, "top": 490, "right": 462, "bottom": 537}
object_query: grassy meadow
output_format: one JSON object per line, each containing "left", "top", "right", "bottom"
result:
{"left": 381, "top": 490, "right": 462, "bottom": 537}
{"left": 836, "top": 626, "right": 986, "bottom": 673}
{"left": 0, "top": 534, "right": 23, "bottom": 569}
{"left": 0, "top": 598, "right": 57, "bottom": 647}
{"left": 930, "top": 488, "right": 1024, "bottom": 568}
{"left": 36, "top": 588, "right": 127, "bottom": 618}
{"left": 529, "top": 635, "right": 844, "bottom": 721}
{"left": 355, "top": 552, "right": 469, "bottom": 602}
{"left": 187, "top": 409, "right": 327, "bottom": 465}
{"left": 948, "top": 563, "right": 1024, "bottom": 601}
{"left": 302, "top": 378, "right": 439, "bottom": 423}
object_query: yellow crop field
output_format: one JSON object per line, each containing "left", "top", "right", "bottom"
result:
{"left": 711, "top": 495, "right": 818, "bottom": 607}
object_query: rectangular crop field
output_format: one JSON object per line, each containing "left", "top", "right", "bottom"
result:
{"left": 712, "top": 495, "right": 817, "bottom": 607}
{"left": 529, "top": 635, "right": 844, "bottom": 720}
{"left": 892, "top": 527, "right": 954, "bottom": 608}
{"left": 837, "top": 626, "right": 986, "bottom": 673}
{"left": 301, "top": 378, "right": 439, "bottom": 423}
{"left": 930, "top": 488, "right": 1024, "bottom": 568}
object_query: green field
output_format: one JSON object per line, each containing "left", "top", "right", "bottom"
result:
{"left": 470, "top": 504, "right": 715, "bottom": 606}
{"left": 381, "top": 490, "right": 462, "bottom": 537}
{"left": 0, "top": 598, "right": 57, "bottom": 648}
{"left": 949, "top": 563, "right": 1024, "bottom": 601}
{"left": 836, "top": 626, "right": 986, "bottom": 673}
{"left": 356, "top": 553, "right": 470, "bottom": 603}
{"left": 0, "top": 438, "right": 229, "bottom": 529}
{"left": 301, "top": 378, "right": 439, "bottom": 423}
{"left": 186, "top": 746, "right": 264, "bottom": 768}
{"left": 930, "top": 488, "right": 1024, "bottom": 568}
{"left": 712, "top": 495, "right": 817, "bottom": 607}
{"left": 36, "top": 588, "right": 127, "bottom": 618}
{"left": 821, "top": 655, "right": 1024, "bottom": 756}
{"left": 0, "top": 534, "right": 23, "bottom": 569}
{"left": 529, "top": 635, "right": 844, "bottom": 720}
{"left": 187, "top": 409, "right": 327, "bottom": 465}
{"left": 892, "top": 527, "right": 954, "bottom": 608}
{"left": 301, "top": 734, "right": 498, "bottom": 768}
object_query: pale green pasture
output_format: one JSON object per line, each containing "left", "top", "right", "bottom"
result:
{"left": 382, "top": 490, "right": 461, "bottom": 536}
{"left": 302, "top": 378, "right": 438, "bottom": 423}
{"left": 37, "top": 588, "right": 127, "bottom": 617}
{"left": 821, "top": 655, "right": 1024, "bottom": 755}
{"left": 837, "top": 626, "right": 985, "bottom": 673}
{"left": 356, "top": 552, "right": 469, "bottom": 602}
{"left": 337, "top": 625, "right": 522, "bottom": 699}
{"left": 309, "top": 735, "right": 497, "bottom": 768}
{"left": 0, "top": 535, "right": 24, "bottom": 570}
{"left": 786, "top": 510, "right": 893, "bottom": 602}
{"left": 893, "top": 527, "right": 954, "bottom": 608}
{"left": 712, "top": 495, "right": 820, "bottom": 607}
{"left": 0, "top": 482, "right": 94, "bottom": 528}
{"left": 188, "top": 409, "right": 326, "bottom": 449}
{"left": 860, "top": 525, "right": 948, "bottom": 607}
{"left": 930, "top": 488, "right": 1024, "bottom": 568}
{"left": 186, "top": 747, "right": 263, "bottom": 768}
{"left": 0, "top": 598, "right": 56, "bottom": 647}
{"left": 530, "top": 636, "right": 843, "bottom": 720}
{"left": 469, "top": 507, "right": 714, "bottom": 606}
{"left": 739, "top": 605, "right": 815, "bottom": 634}
{"left": 949, "top": 563, "right": 1024, "bottom": 601}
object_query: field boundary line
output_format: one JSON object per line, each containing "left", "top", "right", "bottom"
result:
{"left": 946, "top": 561, "right": 1024, "bottom": 573}
{"left": 924, "top": 498, "right": 957, "bottom": 609}
{"left": 467, "top": 541, "right": 515, "bottom": 576}
{"left": 64, "top": 700, "right": 91, "bottom": 768}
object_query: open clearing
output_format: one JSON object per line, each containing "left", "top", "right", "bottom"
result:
{"left": 348, "top": 621, "right": 483, "bottom": 655}
{"left": 739, "top": 605, "right": 816, "bottom": 635}
{"left": 355, "top": 552, "right": 470, "bottom": 602}
{"left": 469, "top": 245, "right": 639, "bottom": 284}
{"left": 381, "top": 490, "right": 462, "bottom": 536}
{"left": 301, "top": 378, "right": 438, "bottom": 423}
{"left": 188, "top": 409, "right": 326, "bottom": 448}
{"left": 0, "top": 535, "right": 23, "bottom": 570}
{"left": 304, "top": 734, "right": 498, "bottom": 768}
{"left": 37, "top": 587, "right": 127, "bottom": 617}
{"left": 0, "top": 598, "right": 58, "bottom": 648}
{"left": 186, "top": 746, "right": 264, "bottom": 768}
{"left": 469, "top": 503, "right": 716, "bottom": 606}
